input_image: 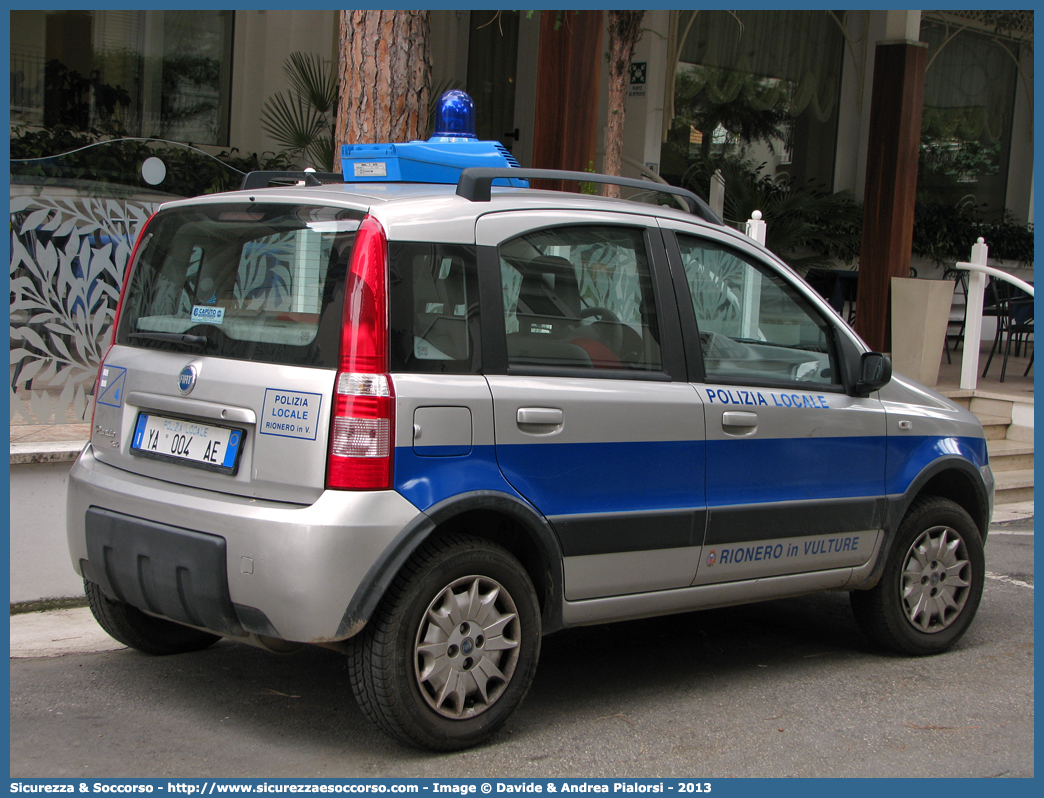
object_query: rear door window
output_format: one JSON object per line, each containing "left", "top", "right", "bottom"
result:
{"left": 387, "top": 242, "right": 480, "bottom": 373}
{"left": 116, "top": 203, "right": 365, "bottom": 368}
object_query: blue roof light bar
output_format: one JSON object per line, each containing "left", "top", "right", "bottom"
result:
{"left": 340, "top": 91, "right": 525, "bottom": 186}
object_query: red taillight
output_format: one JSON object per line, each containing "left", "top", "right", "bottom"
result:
{"left": 327, "top": 216, "right": 394, "bottom": 490}
{"left": 90, "top": 212, "right": 156, "bottom": 429}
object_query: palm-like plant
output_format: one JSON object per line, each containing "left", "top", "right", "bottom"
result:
{"left": 261, "top": 52, "right": 337, "bottom": 171}
{"left": 682, "top": 155, "right": 863, "bottom": 272}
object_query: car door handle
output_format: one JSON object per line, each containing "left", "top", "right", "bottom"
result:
{"left": 517, "top": 407, "right": 563, "bottom": 426}
{"left": 722, "top": 411, "right": 758, "bottom": 431}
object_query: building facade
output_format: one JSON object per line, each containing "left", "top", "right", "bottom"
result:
{"left": 10, "top": 9, "right": 1034, "bottom": 224}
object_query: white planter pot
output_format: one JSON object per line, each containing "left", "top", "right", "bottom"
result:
{"left": 890, "top": 277, "right": 955, "bottom": 387}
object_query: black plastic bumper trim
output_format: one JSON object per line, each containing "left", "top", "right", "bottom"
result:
{"left": 84, "top": 507, "right": 244, "bottom": 638}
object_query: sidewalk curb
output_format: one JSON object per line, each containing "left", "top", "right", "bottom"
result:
{"left": 9, "top": 607, "right": 126, "bottom": 658}
{"left": 991, "top": 501, "right": 1035, "bottom": 525}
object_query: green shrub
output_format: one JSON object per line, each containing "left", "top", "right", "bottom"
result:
{"left": 11, "top": 126, "right": 296, "bottom": 197}
{"left": 912, "top": 201, "right": 1034, "bottom": 265}
{"left": 679, "top": 154, "right": 863, "bottom": 272}
{"left": 671, "top": 152, "right": 1033, "bottom": 270}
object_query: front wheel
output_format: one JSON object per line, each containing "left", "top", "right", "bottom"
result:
{"left": 851, "top": 496, "right": 985, "bottom": 655}
{"left": 348, "top": 534, "right": 542, "bottom": 751}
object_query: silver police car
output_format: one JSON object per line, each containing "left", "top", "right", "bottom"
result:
{"left": 68, "top": 102, "right": 993, "bottom": 751}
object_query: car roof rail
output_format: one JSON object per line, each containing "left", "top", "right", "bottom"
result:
{"left": 455, "top": 167, "right": 723, "bottom": 224}
{"left": 240, "top": 171, "right": 344, "bottom": 191}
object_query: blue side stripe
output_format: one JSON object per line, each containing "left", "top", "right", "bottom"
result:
{"left": 705, "top": 436, "right": 886, "bottom": 506}
{"left": 885, "top": 435, "right": 987, "bottom": 495}
{"left": 495, "top": 440, "right": 706, "bottom": 517}
{"left": 394, "top": 435, "right": 987, "bottom": 518}
{"left": 395, "top": 445, "right": 523, "bottom": 511}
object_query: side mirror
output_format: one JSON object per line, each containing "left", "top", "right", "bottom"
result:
{"left": 855, "top": 352, "right": 891, "bottom": 396}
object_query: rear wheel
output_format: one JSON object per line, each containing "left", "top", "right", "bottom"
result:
{"left": 851, "top": 497, "right": 984, "bottom": 655}
{"left": 349, "top": 534, "right": 541, "bottom": 751}
{"left": 84, "top": 579, "right": 221, "bottom": 655}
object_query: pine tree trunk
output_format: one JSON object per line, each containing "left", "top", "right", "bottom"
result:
{"left": 336, "top": 10, "right": 431, "bottom": 157}
{"left": 603, "top": 11, "right": 644, "bottom": 198}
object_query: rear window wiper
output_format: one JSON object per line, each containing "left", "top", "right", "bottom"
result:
{"left": 129, "top": 332, "right": 209, "bottom": 351}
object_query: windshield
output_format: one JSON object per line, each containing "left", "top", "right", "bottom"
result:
{"left": 116, "top": 203, "right": 365, "bottom": 368}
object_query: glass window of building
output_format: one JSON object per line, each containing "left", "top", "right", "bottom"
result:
{"left": 10, "top": 10, "right": 233, "bottom": 145}
{"left": 660, "top": 10, "right": 844, "bottom": 192}
{"left": 919, "top": 16, "right": 1024, "bottom": 219}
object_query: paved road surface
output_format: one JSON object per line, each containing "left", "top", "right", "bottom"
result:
{"left": 10, "top": 519, "right": 1033, "bottom": 778}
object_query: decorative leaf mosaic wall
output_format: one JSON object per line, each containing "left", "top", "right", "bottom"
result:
{"left": 10, "top": 194, "right": 158, "bottom": 424}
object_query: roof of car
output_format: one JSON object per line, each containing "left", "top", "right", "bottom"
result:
{"left": 157, "top": 179, "right": 733, "bottom": 245}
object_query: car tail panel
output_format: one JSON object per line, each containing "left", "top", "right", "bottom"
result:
{"left": 95, "top": 201, "right": 370, "bottom": 504}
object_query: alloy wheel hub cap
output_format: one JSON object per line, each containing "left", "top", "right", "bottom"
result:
{"left": 900, "top": 525, "right": 972, "bottom": 634}
{"left": 413, "top": 575, "right": 521, "bottom": 719}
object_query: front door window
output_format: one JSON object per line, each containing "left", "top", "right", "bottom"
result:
{"left": 677, "top": 234, "right": 838, "bottom": 387}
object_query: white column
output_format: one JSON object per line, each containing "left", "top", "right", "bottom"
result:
{"left": 741, "top": 211, "right": 767, "bottom": 338}
{"left": 709, "top": 170, "right": 725, "bottom": 219}
{"left": 959, "top": 238, "right": 989, "bottom": 391}
{"left": 745, "top": 210, "right": 767, "bottom": 245}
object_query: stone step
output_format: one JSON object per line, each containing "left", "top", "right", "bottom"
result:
{"left": 995, "top": 468, "right": 1034, "bottom": 505}
{"left": 975, "top": 414, "right": 1012, "bottom": 440}
{"left": 969, "top": 396, "right": 1014, "bottom": 422}
{"left": 996, "top": 486, "right": 1035, "bottom": 505}
{"left": 988, "top": 439, "right": 1034, "bottom": 472}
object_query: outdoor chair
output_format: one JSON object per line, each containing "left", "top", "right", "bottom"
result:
{"left": 981, "top": 279, "right": 1034, "bottom": 382}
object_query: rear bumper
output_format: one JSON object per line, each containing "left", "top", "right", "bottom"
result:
{"left": 67, "top": 444, "right": 422, "bottom": 643}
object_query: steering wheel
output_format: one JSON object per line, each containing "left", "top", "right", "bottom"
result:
{"left": 579, "top": 306, "right": 624, "bottom": 353}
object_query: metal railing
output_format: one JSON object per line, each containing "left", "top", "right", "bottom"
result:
{"left": 737, "top": 217, "right": 1033, "bottom": 389}
{"left": 954, "top": 238, "right": 1034, "bottom": 390}
{"left": 739, "top": 216, "right": 1033, "bottom": 390}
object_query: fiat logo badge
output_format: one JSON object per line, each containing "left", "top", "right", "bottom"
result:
{"left": 178, "top": 364, "right": 198, "bottom": 395}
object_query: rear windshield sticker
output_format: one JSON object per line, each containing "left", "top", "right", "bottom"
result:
{"left": 191, "top": 305, "right": 225, "bottom": 325}
{"left": 97, "top": 366, "right": 127, "bottom": 408}
{"left": 260, "top": 389, "right": 323, "bottom": 441}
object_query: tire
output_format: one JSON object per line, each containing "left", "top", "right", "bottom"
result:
{"left": 84, "top": 579, "right": 221, "bottom": 655}
{"left": 349, "top": 534, "right": 542, "bottom": 751}
{"left": 851, "top": 496, "right": 984, "bottom": 655}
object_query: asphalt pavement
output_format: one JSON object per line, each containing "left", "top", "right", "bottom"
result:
{"left": 9, "top": 507, "right": 1034, "bottom": 778}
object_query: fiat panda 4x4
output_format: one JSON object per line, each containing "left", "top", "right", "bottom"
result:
{"left": 68, "top": 94, "right": 993, "bottom": 751}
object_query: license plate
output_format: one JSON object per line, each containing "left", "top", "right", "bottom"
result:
{"left": 131, "top": 413, "right": 243, "bottom": 474}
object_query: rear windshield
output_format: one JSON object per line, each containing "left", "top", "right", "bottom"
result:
{"left": 116, "top": 203, "right": 365, "bottom": 368}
